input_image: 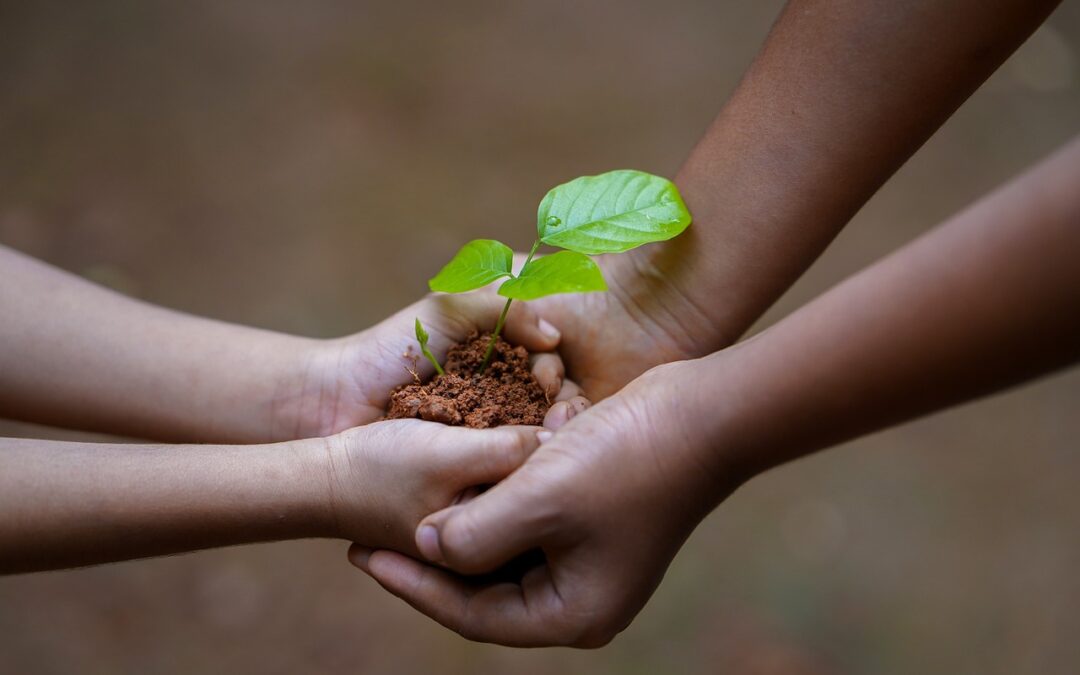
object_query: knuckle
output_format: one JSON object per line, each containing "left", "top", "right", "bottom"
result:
{"left": 491, "top": 430, "right": 531, "bottom": 472}
{"left": 441, "top": 514, "right": 480, "bottom": 569}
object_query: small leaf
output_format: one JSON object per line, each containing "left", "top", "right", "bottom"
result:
{"left": 414, "top": 318, "right": 444, "bottom": 376}
{"left": 414, "top": 317, "right": 430, "bottom": 346}
{"left": 429, "top": 239, "right": 514, "bottom": 293}
{"left": 537, "top": 170, "right": 691, "bottom": 255}
{"left": 498, "top": 251, "right": 607, "bottom": 300}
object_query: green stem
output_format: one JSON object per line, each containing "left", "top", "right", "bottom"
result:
{"left": 478, "top": 239, "right": 542, "bottom": 373}
{"left": 421, "top": 344, "right": 445, "bottom": 376}
{"left": 479, "top": 297, "right": 513, "bottom": 373}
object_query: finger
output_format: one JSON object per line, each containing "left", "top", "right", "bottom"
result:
{"left": 452, "top": 485, "right": 483, "bottom": 505}
{"left": 554, "top": 378, "right": 582, "bottom": 402}
{"left": 441, "top": 425, "right": 542, "bottom": 486}
{"left": 500, "top": 302, "right": 560, "bottom": 352}
{"left": 543, "top": 401, "right": 573, "bottom": 430}
{"left": 542, "top": 396, "right": 591, "bottom": 430}
{"left": 529, "top": 352, "right": 564, "bottom": 399}
{"left": 415, "top": 474, "right": 550, "bottom": 575}
{"left": 347, "top": 544, "right": 373, "bottom": 572}
{"left": 359, "top": 550, "right": 568, "bottom": 647}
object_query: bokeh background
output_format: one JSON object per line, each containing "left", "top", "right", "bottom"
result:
{"left": 1, "top": 1, "right": 1078, "bottom": 673}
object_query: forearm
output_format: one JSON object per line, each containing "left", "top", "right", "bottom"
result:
{"left": 695, "top": 136, "right": 1080, "bottom": 480}
{"left": 0, "top": 436, "right": 333, "bottom": 574}
{"left": 0, "top": 246, "right": 321, "bottom": 442}
{"left": 629, "top": 0, "right": 1060, "bottom": 352}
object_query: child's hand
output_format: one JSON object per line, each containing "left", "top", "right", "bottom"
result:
{"left": 274, "top": 293, "right": 582, "bottom": 440}
{"left": 320, "top": 420, "right": 551, "bottom": 556}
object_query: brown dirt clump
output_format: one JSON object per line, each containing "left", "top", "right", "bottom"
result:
{"left": 385, "top": 331, "right": 550, "bottom": 428}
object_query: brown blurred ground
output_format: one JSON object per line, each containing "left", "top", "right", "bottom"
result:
{"left": 0, "top": 2, "right": 1078, "bottom": 673}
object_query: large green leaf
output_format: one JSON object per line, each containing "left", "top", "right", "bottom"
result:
{"left": 537, "top": 170, "right": 691, "bottom": 255}
{"left": 498, "top": 251, "right": 607, "bottom": 300}
{"left": 429, "top": 239, "right": 514, "bottom": 293}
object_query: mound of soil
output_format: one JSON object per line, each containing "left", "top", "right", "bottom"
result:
{"left": 385, "top": 331, "right": 550, "bottom": 428}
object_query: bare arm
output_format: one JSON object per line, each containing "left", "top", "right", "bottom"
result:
{"left": 0, "top": 246, "right": 318, "bottom": 442}
{"left": 0, "top": 246, "right": 563, "bottom": 442}
{"left": 698, "top": 133, "right": 1080, "bottom": 478}
{"left": 545, "top": 0, "right": 1061, "bottom": 397}
{"left": 662, "top": 0, "right": 1062, "bottom": 346}
{"left": 0, "top": 436, "right": 329, "bottom": 574}
{"left": 0, "top": 421, "right": 543, "bottom": 575}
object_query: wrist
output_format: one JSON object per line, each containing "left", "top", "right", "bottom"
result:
{"left": 604, "top": 247, "right": 730, "bottom": 361}
{"left": 683, "top": 338, "right": 820, "bottom": 490}
{"left": 637, "top": 348, "right": 781, "bottom": 513}
{"left": 280, "top": 436, "right": 343, "bottom": 539}
{"left": 261, "top": 336, "right": 346, "bottom": 442}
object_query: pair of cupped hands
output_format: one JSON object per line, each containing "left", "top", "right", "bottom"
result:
{"left": 299, "top": 254, "right": 731, "bottom": 648}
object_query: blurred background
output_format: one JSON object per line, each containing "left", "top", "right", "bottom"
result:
{"left": 1, "top": 1, "right": 1078, "bottom": 673}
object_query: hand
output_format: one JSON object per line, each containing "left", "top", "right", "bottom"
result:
{"left": 273, "top": 292, "right": 579, "bottom": 439}
{"left": 322, "top": 420, "right": 555, "bottom": 556}
{"left": 511, "top": 251, "right": 717, "bottom": 400}
{"left": 0, "top": 410, "right": 591, "bottom": 573}
{"left": 347, "top": 358, "right": 742, "bottom": 647}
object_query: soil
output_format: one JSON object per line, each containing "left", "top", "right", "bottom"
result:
{"left": 385, "top": 331, "right": 550, "bottom": 428}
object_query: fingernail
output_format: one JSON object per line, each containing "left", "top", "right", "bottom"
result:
{"left": 538, "top": 318, "right": 560, "bottom": 341}
{"left": 537, "top": 430, "right": 553, "bottom": 443}
{"left": 417, "top": 525, "right": 444, "bottom": 563}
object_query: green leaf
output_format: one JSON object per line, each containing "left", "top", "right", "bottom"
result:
{"left": 414, "top": 317, "right": 430, "bottom": 346}
{"left": 537, "top": 170, "right": 691, "bottom": 255}
{"left": 414, "top": 318, "right": 444, "bottom": 376}
{"left": 498, "top": 251, "right": 607, "bottom": 300}
{"left": 429, "top": 239, "right": 514, "bottom": 293}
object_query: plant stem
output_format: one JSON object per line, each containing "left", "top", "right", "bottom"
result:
{"left": 421, "top": 345, "right": 445, "bottom": 376}
{"left": 479, "top": 297, "right": 513, "bottom": 373}
{"left": 478, "top": 239, "right": 542, "bottom": 373}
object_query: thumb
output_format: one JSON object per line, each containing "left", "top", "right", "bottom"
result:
{"left": 416, "top": 476, "right": 546, "bottom": 576}
{"left": 499, "top": 301, "right": 561, "bottom": 353}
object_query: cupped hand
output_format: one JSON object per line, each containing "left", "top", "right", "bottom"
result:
{"left": 514, "top": 251, "right": 715, "bottom": 401}
{"left": 321, "top": 420, "right": 534, "bottom": 555}
{"left": 347, "top": 358, "right": 742, "bottom": 647}
{"left": 275, "top": 293, "right": 579, "bottom": 439}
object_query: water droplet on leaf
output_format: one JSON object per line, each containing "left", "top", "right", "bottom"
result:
{"left": 545, "top": 216, "right": 561, "bottom": 228}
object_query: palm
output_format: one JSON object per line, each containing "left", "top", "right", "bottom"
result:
{"left": 527, "top": 253, "right": 698, "bottom": 400}
{"left": 301, "top": 292, "right": 563, "bottom": 437}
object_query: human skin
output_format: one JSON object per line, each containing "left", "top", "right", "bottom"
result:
{"left": 0, "top": 420, "right": 560, "bottom": 575}
{"left": 516, "top": 0, "right": 1061, "bottom": 400}
{"left": 0, "top": 244, "right": 579, "bottom": 442}
{"left": 349, "top": 136, "right": 1080, "bottom": 647}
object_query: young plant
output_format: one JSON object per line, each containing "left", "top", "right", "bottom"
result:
{"left": 414, "top": 318, "right": 444, "bottom": 376}
{"left": 422, "top": 169, "right": 692, "bottom": 373}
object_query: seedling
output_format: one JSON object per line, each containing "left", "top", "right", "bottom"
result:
{"left": 421, "top": 169, "right": 692, "bottom": 373}
{"left": 414, "top": 318, "right": 444, "bottom": 376}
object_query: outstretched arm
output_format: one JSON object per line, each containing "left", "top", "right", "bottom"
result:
{"left": 0, "top": 246, "right": 564, "bottom": 442}
{"left": 537, "top": 0, "right": 1061, "bottom": 398}
{"left": 0, "top": 421, "right": 545, "bottom": 575}
{"left": 0, "top": 245, "right": 317, "bottom": 442}
{"left": 352, "top": 136, "right": 1080, "bottom": 647}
